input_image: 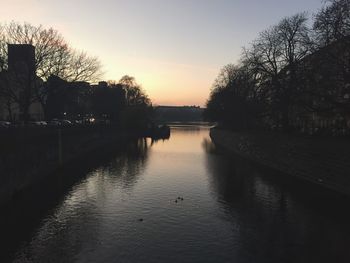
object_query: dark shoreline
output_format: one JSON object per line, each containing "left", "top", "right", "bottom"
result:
{"left": 0, "top": 136, "right": 144, "bottom": 263}
{"left": 0, "top": 126, "right": 146, "bottom": 207}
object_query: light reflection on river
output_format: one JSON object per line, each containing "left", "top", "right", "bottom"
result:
{"left": 6, "top": 126, "right": 350, "bottom": 262}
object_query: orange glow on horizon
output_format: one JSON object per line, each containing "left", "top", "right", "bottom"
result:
{"left": 1, "top": 0, "right": 322, "bottom": 107}
{"left": 103, "top": 56, "right": 218, "bottom": 107}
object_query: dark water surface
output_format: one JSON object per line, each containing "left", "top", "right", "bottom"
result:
{"left": 3, "top": 126, "right": 350, "bottom": 262}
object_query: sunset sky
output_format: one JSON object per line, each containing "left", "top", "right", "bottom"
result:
{"left": 1, "top": 0, "right": 322, "bottom": 106}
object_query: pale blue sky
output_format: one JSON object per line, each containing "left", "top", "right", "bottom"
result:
{"left": 1, "top": 0, "right": 322, "bottom": 106}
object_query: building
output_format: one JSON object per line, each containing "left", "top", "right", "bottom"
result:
{"left": 279, "top": 36, "right": 350, "bottom": 135}
{"left": 0, "top": 44, "right": 44, "bottom": 121}
{"left": 8, "top": 44, "right": 36, "bottom": 74}
{"left": 154, "top": 106, "right": 204, "bottom": 122}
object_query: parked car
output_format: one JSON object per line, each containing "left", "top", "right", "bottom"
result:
{"left": 61, "top": 120, "right": 72, "bottom": 126}
{"left": 35, "top": 121, "right": 48, "bottom": 126}
{"left": 49, "top": 119, "right": 62, "bottom": 126}
{"left": 0, "top": 121, "right": 11, "bottom": 128}
{"left": 28, "top": 121, "right": 48, "bottom": 126}
{"left": 73, "top": 120, "right": 83, "bottom": 125}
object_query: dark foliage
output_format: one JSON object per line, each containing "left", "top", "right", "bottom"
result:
{"left": 205, "top": 0, "right": 350, "bottom": 135}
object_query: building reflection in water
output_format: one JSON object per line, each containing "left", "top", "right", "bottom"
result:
{"left": 9, "top": 138, "right": 152, "bottom": 263}
{"left": 4, "top": 127, "right": 350, "bottom": 263}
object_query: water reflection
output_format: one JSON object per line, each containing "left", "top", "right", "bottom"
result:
{"left": 150, "top": 137, "right": 170, "bottom": 147}
{"left": 201, "top": 138, "right": 216, "bottom": 153}
{"left": 7, "top": 138, "right": 151, "bottom": 263}
{"left": 171, "top": 125, "right": 203, "bottom": 134}
{"left": 105, "top": 138, "right": 150, "bottom": 190}
{"left": 204, "top": 138, "right": 350, "bottom": 262}
{"left": 4, "top": 127, "right": 350, "bottom": 263}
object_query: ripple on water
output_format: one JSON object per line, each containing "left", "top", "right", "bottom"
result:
{"left": 8, "top": 127, "right": 350, "bottom": 263}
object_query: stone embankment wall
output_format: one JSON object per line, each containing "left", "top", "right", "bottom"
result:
{"left": 210, "top": 128, "right": 350, "bottom": 195}
{"left": 0, "top": 126, "right": 134, "bottom": 206}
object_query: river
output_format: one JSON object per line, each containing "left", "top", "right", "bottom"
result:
{"left": 2, "top": 125, "right": 350, "bottom": 262}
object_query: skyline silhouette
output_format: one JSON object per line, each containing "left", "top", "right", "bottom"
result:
{"left": 0, "top": 1, "right": 350, "bottom": 261}
{"left": 1, "top": 0, "right": 322, "bottom": 106}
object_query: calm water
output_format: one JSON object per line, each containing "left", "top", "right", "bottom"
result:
{"left": 3, "top": 126, "right": 350, "bottom": 262}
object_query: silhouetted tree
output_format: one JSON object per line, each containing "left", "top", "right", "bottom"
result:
{"left": 206, "top": 2, "right": 350, "bottom": 134}
{"left": 0, "top": 22, "right": 102, "bottom": 82}
{"left": 204, "top": 64, "right": 265, "bottom": 130}
{"left": 0, "top": 22, "right": 102, "bottom": 120}
{"left": 0, "top": 25, "right": 5, "bottom": 72}
{"left": 118, "top": 75, "right": 151, "bottom": 106}
{"left": 297, "top": 1, "right": 350, "bottom": 121}
{"left": 118, "top": 75, "right": 152, "bottom": 130}
{"left": 314, "top": 0, "right": 350, "bottom": 46}
{"left": 244, "top": 13, "right": 312, "bottom": 129}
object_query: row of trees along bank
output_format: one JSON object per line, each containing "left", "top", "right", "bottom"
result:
{"left": 204, "top": 0, "right": 350, "bottom": 136}
{"left": 0, "top": 22, "right": 152, "bottom": 129}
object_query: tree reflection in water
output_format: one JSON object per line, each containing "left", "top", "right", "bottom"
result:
{"left": 3, "top": 137, "right": 154, "bottom": 263}
{"left": 4, "top": 128, "right": 350, "bottom": 263}
{"left": 99, "top": 138, "right": 151, "bottom": 190}
{"left": 203, "top": 138, "right": 350, "bottom": 263}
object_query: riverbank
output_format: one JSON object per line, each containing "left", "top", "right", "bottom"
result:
{"left": 210, "top": 128, "right": 350, "bottom": 195}
{"left": 0, "top": 126, "right": 146, "bottom": 206}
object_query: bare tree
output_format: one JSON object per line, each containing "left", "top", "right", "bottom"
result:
{"left": 244, "top": 27, "right": 282, "bottom": 80}
{"left": 118, "top": 75, "right": 151, "bottom": 106}
{"left": 314, "top": 0, "right": 350, "bottom": 45}
{"left": 64, "top": 50, "right": 102, "bottom": 82}
{"left": 243, "top": 13, "right": 312, "bottom": 129}
{"left": 0, "top": 22, "right": 102, "bottom": 81}
{"left": 205, "top": 63, "right": 265, "bottom": 129}
{"left": 0, "top": 24, "right": 6, "bottom": 72}
{"left": 117, "top": 75, "right": 152, "bottom": 130}
{"left": 245, "top": 13, "right": 311, "bottom": 81}
{"left": 277, "top": 13, "right": 312, "bottom": 67}
{"left": 0, "top": 22, "right": 103, "bottom": 120}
